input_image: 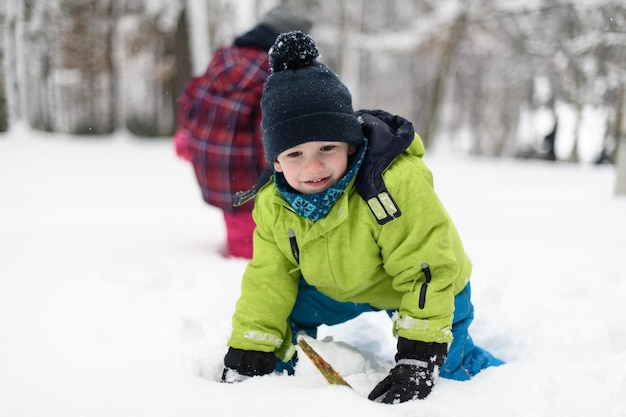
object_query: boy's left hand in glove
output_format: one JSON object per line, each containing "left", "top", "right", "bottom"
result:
{"left": 368, "top": 337, "right": 447, "bottom": 404}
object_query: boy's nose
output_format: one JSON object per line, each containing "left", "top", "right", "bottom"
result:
{"left": 304, "top": 156, "right": 324, "bottom": 172}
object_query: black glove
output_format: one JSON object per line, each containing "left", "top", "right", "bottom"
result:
{"left": 221, "top": 347, "right": 275, "bottom": 383}
{"left": 368, "top": 337, "right": 447, "bottom": 404}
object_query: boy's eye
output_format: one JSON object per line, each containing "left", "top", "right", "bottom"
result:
{"left": 286, "top": 151, "right": 302, "bottom": 158}
{"left": 320, "top": 145, "right": 336, "bottom": 152}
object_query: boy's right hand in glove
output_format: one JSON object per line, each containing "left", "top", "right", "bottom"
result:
{"left": 368, "top": 337, "right": 447, "bottom": 404}
{"left": 221, "top": 347, "right": 275, "bottom": 383}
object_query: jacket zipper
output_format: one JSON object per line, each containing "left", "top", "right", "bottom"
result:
{"left": 418, "top": 263, "right": 431, "bottom": 309}
{"left": 288, "top": 228, "right": 299, "bottom": 264}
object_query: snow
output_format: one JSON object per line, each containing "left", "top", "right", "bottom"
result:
{"left": 1, "top": 125, "right": 625, "bottom": 416}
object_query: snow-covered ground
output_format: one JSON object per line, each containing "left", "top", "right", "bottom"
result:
{"left": 1, "top": 126, "right": 625, "bottom": 417}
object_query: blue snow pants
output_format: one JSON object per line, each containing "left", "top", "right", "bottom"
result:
{"left": 281, "top": 277, "right": 504, "bottom": 380}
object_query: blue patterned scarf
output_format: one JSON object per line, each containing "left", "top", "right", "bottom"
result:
{"left": 275, "top": 139, "right": 367, "bottom": 222}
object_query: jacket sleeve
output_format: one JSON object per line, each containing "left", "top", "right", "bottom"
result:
{"left": 378, "top": 157, "right": 468, "bottom": 344}
{"left": 227, "top": 190, "right": 300, "bottom": 360}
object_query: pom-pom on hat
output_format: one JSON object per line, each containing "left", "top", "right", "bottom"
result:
{"left": 261, "top": 31, "right": 363, "bottom": 163}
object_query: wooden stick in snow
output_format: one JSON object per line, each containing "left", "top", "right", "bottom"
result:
{"left": 297, "top": 336, "right": 352, "bottom": 388}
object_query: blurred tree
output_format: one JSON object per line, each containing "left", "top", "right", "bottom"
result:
{"left": 49, "top": 0, "right": 115, "bottom": 134}
{"left": 3, "top": 0, "right": 625, "bottom": 156}
{"left": 0, "top": 0, "right": 7, "bottom": 133}
{"left": 8, "top": 0, "right": 52, "bottom": 131}
{"left": 5, "top": 0, "right": 115, "bottom": 134}
{"left": 5, "top": 0, "right": 186, "bottom": 136}
{"left": 615, "top": 86, "right": 626, "bottom": 195}
{"left": 115, "top": 0, "right": 184, "bottom": 136}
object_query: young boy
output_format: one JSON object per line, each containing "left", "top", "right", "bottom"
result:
{"left": 221, "top": 31, "right": 504, "bottom": 403}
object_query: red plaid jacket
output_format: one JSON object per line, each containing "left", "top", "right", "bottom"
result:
{"left": 178, "top": 46, "right": 270, "bottom": 212}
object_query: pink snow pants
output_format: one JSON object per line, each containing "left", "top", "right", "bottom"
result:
{"left": 223, "top": 211, "right": 255, "bottom": 259}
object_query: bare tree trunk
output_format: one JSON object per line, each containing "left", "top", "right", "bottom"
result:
{"left": 615, "top": 88, "right": 626, "bottom": 196}
{"left": 615, "top": 141, "right": 626, "bottom": 196}
{"left": 426, "top": 13, "right": 466, "bottom": 146}
{"left": 172, "top": 8, "right": 192, "bottom": 130}
{"left": 567, "top": 101, "right": 581, "bottom": 163}
{"left": 338, "top": 0, "right": 365, "bottom": 107}
{"left": 15, "top": 1, "right": 52, "bottom": 131}
{"left": 6, "top": 0, "right": 114, "bottom": 134}
{"left": 116, "top": 1, "right": 183, "bottom": 137}
{"left": 0, "top": 0, "right": 8, "bottom": 132}
{"left": 49, "top": 0, "right": 115, "bottom": 134}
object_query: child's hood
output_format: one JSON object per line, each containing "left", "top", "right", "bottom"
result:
{"left": 356, "top": 109, "right": 424, "bottom": 160}
{"left": 353, "top": 109, "right": 424, "bottom": 225}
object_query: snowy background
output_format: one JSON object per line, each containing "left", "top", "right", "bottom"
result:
{"left": 1, "top": 125, "right": 625, "bottom": 416}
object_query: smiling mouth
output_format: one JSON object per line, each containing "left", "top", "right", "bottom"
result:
{"left": 305, "top": 176, "right": 330, "bottom": 186}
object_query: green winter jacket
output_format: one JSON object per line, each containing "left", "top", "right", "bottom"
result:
{"left": 228, "top": 110, "right": 472, "bottom": 361}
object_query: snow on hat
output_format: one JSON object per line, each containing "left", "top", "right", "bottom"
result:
{"left": 261, "top": 5, "right": 312, "bottom": 35}
{"left": 261, "top": 31, "right": 363, "bottom": 163}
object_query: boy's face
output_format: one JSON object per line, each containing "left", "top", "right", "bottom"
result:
{"left": 274, "top": 141, "right": 354, "bottom": 194}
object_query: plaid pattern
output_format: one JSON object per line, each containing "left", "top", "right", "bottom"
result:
{"left": 178, "top": 46, "right": 270, "bottom": 212}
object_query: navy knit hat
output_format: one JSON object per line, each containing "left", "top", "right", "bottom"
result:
{"left": 261, "top": 31, "right": 364, "bottom": 163}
